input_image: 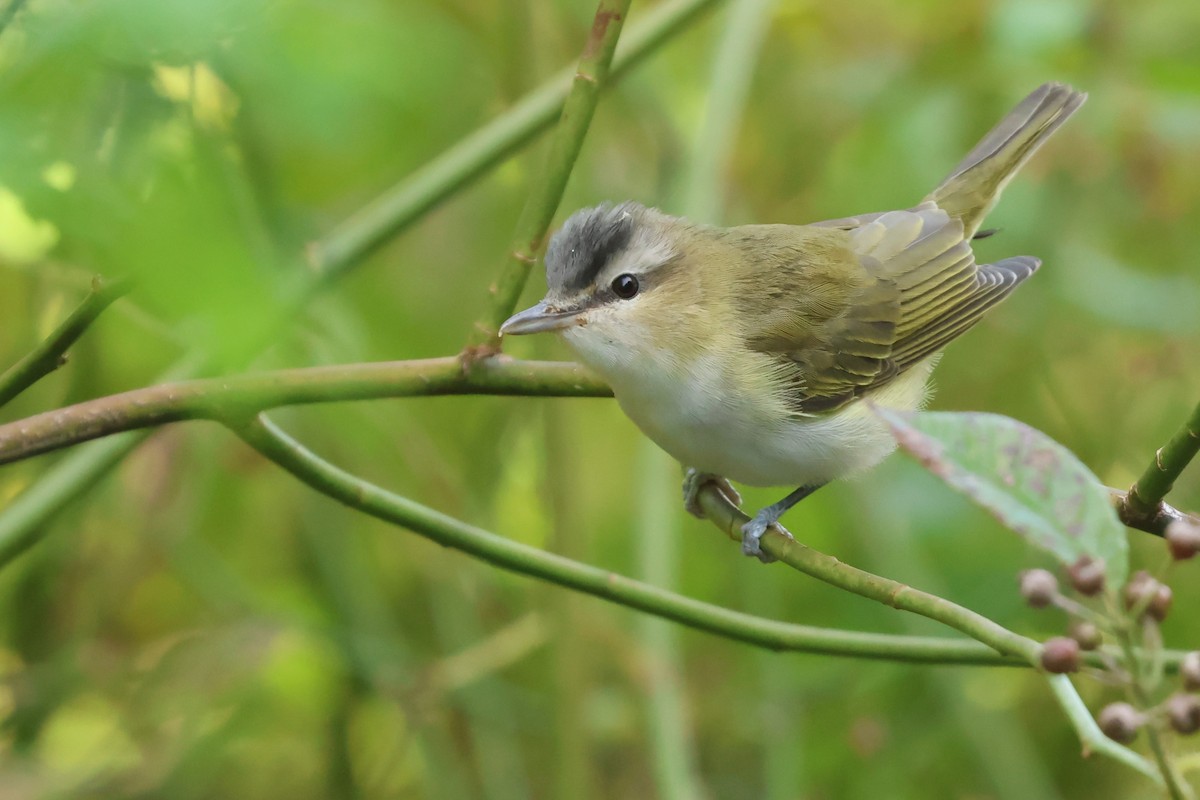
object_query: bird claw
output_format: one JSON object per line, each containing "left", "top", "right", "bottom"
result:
{"left": 683, "top": 469, "right": 798, "bottom": 563}
{"left": 682, "top": 469, "right": 741, "bottom": 518}
{"left": 740, "top": 513, "right": 794, "bottom": 564}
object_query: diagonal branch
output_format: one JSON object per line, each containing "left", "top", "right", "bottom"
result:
{"left": 692, "top": 485, "right": 1042, "bottom": 662}
{"left": 1119, "top": 399, "right": 1200, "bottom": 532}
{"left": 0, "top": 358, "right": 610, "bottom": 466}
{"left": 0, "top": 276, "right": 131, "bottom": 409}
{"left": 230, "top": 412, "right": 1025, "bottom": 666}
{"left": 467, "top": 0, "right": 633, "bottom": 355}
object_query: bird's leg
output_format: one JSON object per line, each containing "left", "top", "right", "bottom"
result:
{"left": 682, "top": 468, "right": 742, "bottom": 519}
{"left": 741, "top": 484, "right": 825, "bottom": 562}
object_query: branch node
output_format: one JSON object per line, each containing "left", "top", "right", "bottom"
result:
{"left": 459, "top": 344, "right": 501, "bottom": 370}
{"left": 887, "top": 583, "right": 911, "bottom": 609}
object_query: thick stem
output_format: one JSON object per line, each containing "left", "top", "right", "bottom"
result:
{"left": 1120, "top": 400, "right": 1200, "bottom": 533}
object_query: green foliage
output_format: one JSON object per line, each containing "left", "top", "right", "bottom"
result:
{"left": 0, "top": 0, "right": 1197, "bottom": 798}
{"left": 879, "top": 409, "right": 1129, "bottom": 588}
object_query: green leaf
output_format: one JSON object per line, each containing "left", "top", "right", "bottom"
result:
{"left": 876, "top": 408, "right": 1129, "bottom": 588}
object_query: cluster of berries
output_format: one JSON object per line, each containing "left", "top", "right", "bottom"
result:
{"left": 1018, "top": 518, "right": 1200, "bottom": 743}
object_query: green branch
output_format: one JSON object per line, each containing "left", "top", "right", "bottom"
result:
{"left": 0, "top": 276, "right": 131, "bottom": 409}
{"left": 692, "top": 485, "right": 1042, "bottom": 662}
{"left": 468, "top": 0, "right": 634, "bottom": 353}
{"left": 0, "top": 358, "right": 611, "bottom": 466}
{"left": 231, "top": 413, "right": 1023, "bottom": 666}
{"left": 1121, "top": 399, "right": 1200, "bottom": 532}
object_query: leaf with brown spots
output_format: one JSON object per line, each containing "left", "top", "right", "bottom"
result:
{"left": 876, "top": 409, "right": 1129, "bottom": 589}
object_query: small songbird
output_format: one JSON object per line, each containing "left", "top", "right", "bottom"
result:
{"left": 501, "top": 83, "right": 1086, "bottom": 560}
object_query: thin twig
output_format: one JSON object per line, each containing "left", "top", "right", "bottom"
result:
{"left": 466, "top": 0, "right": 633, "bottom": 356}
{"left": 0, "top": 276, "right": 131, "bottom": 409}
{"left": 1119, "top": 400, "right": 1200, "bottom": 534}
{"left": 1115, "top": 622, "right": 1194, "bottom": 799}
{"left": 1045, "top": 675, "right": 1163, "bottom": 786}
{"left": 0, "top": 358, "right": 610, "bottom": 465}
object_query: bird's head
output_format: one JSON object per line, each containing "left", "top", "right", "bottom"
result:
{"left": 501, "top": 202, "right": 712, "bottom": 375}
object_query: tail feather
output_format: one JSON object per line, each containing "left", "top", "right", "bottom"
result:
{"left": 926, "top": 82, "right": 1086, "bottom": 237}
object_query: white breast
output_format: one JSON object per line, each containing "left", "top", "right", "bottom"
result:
{"left": 563, "top": 326, "right": 934, "bottom": 488}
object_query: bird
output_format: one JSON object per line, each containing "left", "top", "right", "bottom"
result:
{"left": 500, "top": 82, "right": 1087, "bottom": 560}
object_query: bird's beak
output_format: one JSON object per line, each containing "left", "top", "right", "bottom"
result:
{"left": 500, "top": 301, "right": 585, "bottom": 336}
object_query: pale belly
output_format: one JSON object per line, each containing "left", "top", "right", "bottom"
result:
{"left": 603, "top": 353, "right": 935, "bottom": 488}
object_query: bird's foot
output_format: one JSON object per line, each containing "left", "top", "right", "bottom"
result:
{"left": 740, "top": 509, "right": 795, "bottom": 564}
{"left": 682, "top": 469, "right": 742, "bottom": 519}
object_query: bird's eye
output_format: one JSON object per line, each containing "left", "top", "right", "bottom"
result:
{"left": 611, "top": 274, "right": 639, "bottom": 299}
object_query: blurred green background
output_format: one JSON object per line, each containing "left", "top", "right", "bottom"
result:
{"left": 0, "top": 0, "right": 1198, "bottom": 797}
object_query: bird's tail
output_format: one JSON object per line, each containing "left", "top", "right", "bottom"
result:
{"left": 925, "top": 82, "right": 1086, "bottom": 238}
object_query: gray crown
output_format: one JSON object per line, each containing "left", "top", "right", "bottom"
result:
{"left": 545, "top": 202, "right": 641, "bottom": 292}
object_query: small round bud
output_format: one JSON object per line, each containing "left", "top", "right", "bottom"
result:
{"left": 1040, "top": 636, "right": 1081, "bottom": 674}
{"left": 1149, "top": 584, "right": 1173, "bottom": 622}
{"left": 1124, "top": 570, "right": 1157, "bottom": 613}
{"left": 1166, "top": 519, "right": 1200, "bottom": 561}
{"left": 1019, "top": 569, "right": 1059, "bottom": 608}
{"left": 1182, "top": 651, "right": 1200, "bottom": 692}
{"left": 1098, "top": 702, "right": 1143, "bottom": 743}
{"left": 1067, "top": 556, "right": 1105, "bottom": 596}
{"left": 1166, "top": 693, "right": 1200, "bottom": 735}
{"left": 1067, "top": 620, "right": 1103, "bottom": 651}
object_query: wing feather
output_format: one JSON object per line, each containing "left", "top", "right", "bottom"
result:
{"left": 739, "top": 207, "right": 1038, "bottom": 413}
